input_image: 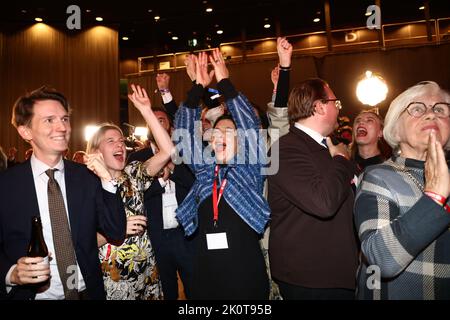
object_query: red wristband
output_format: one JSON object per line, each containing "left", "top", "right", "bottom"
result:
{"left": 424, "top": 191, "right": 446, "bottom": 206}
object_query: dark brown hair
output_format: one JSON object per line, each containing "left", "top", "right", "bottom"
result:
{"left": 288, "top": 78, "right": 329, "bottom": 123}
{"left": 11, "top": 86, "right": 70, "bottom": 128}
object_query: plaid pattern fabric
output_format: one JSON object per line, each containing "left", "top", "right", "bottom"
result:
{"left": 174, "top": 93, "right": 270, "bottom": 236}
{"left": 354, "top": 156, "right": 450, "bottom": 300}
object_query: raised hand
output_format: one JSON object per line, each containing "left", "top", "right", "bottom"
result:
{"left": 277, "top": 37, "right": 293, "bottom": 68}
{"left": 185, "top": 54, "right": 196, "bottom": 82}
{"left": 156, "top": 73, "right": 170, "bottom": 91}
{"left": 128, "top": 84, "right": 152, "bottom": 112}
{"left": 194, "top": 52, "right": 215, "bottom": 88}
{"left": 271, "top": 65, "right": 280, "bottom": 89}
{"left": 209, "top": 48, "right": 229, "bottom": 83}
{"left": 424, "top": 129, "right": 450, "bottom": 199}
{"left": 85, "top": 153, "right": 113, "bottom": 182}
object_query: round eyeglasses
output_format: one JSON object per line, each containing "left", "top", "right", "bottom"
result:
{"left": 405, "top": 102, "right": 450, "bottom": 118}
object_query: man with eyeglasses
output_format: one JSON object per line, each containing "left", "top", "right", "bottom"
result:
{"left": 268, "top": 78, "right": 358, "bottom": 300}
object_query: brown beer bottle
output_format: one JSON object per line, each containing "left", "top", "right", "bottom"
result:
{"left": 27, "top": 216, "right": 49, "bottom": 262}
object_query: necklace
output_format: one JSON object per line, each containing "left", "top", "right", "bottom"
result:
{"left": 389, "top": 159, "right": 424, "bottom": 191}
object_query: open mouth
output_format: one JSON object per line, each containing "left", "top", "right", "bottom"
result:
{"left": 215, "top": 142, "right": 227, "bottom": 152}
{"left": 113, "top": 151, "right": 125, "bottom": 162}
{"left": 356, "top": 127, "right": 367, "bottom": 138}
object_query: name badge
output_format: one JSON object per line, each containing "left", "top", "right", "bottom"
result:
{"left": 206, "top": 232, "right": 229, "bottom": 250}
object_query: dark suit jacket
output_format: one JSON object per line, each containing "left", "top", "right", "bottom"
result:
{"left": 0, "top": 160, "right": 126, "bottom": 300}
{"left": 127, "top": 148, "right": 195, "bottom": 247}
{"left": 268, "top": 125, "right": 359, "bottom": 290}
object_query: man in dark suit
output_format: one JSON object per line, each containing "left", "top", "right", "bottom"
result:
{"left": 268, "top": 78, "right": 358, "bottom": 300}
{"left": 0, "top": 86, "right": 126, "bottom": 300}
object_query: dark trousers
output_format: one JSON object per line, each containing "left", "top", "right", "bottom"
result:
{"left": 151, "top": 227, "right": 196, "bottom": 300}
{"left": 277, "top": 280, "right": 355, "bottom": 300}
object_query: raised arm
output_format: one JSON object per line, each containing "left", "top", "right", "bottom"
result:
{"left": 156, "top": 73, "right": 177, "bottom": 120}
{"left": 209, "top": 48, "right": 260, "bottom": 131}
{"left": 128, "top": 84, "right": 174, "bottom": 177}
{"left": 274, "top": 37, "right": 292, "bottom": 108}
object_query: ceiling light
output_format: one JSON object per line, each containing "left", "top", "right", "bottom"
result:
{"left": 34, "top": 17, "right": 43, "bottom": 22}
{"left": 313, "top": 18, "right": 320, "bottom": 23}
{"left": 86, "top": 9, "right": 91, "bottom": 13}
{"left": 122, "top": 37, "right": 129, "bottom": 41}
{"left": 419, "top": 6, "right": 425, "bottom": 10}
{"left": 206, "top": 7, "right": 213, "bottom": 13}
{"left": 217, "top": 30, "right": 223, "bottom": 34}
{"left": 96, "top": 17, "right": 103, "bottom": 22}
{"left": 172, "top": 36, "right": 179, "bottom": 40}
{"left": 21, "top": 10, "right": 27, "bottom": 13}
{"left": 148, "top": 9, "right": 153, "bottom": 13}
{"left": 264, "top": 24, "right": 271, "bottom": 29}
{"left": 154, "top": 16, "right": 160, "bottom": 21}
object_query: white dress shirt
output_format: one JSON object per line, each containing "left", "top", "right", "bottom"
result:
{"left": 294, "top": 122, "right": 328, "bottom": 148}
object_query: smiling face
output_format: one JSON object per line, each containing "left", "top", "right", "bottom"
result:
{"left": 212, "top": 119, "right": 237, "bottom": 164}
{"left": 18, "top": 100, "right": 71, "bottom": 162}
{"left": 397, "top": 94, "right": 450, "bottom": 159}
{"left": 96, "top": 129, "right": 127, "bottom": 174}
{"left": 354, "top": 112, "right": 383, "bottom": 147}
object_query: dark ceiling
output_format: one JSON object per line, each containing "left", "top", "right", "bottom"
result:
{"left": 1, "top": 0, "right": 449, "bottom": 55}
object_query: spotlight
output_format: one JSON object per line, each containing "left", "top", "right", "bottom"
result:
{"left": 356, "top": 71, "right": 388, "bottom": 107}
{"left": 95, "top": 17, "right": 103, "bottom": 22}
{"left": 84, "top": 126, "right": 100, "bottom": 142}
{"left": 35, "top": 17, "right": 43, "bottom": 22}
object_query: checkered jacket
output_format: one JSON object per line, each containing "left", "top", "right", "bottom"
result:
{"left": 354, "top": 156, "right": 450, "bottom": 299}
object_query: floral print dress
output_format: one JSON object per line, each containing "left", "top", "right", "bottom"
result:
{"left": 99, "top": 161, "right": 163, "bottom": 300}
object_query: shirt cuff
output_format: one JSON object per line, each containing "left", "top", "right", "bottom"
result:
{"left": 101, "top": 179, "right": 118, "bottom": 194}
{"left": 6, "top": 264, "right": 17, "bottom": 293}
{"left": 161, "top": 92, "right": 173, "bottom": 104}
{"left": 217, "top": 78, "right": 238, "bottom": 100}
{"left": 158, "top": 178, "right": 167, "bottom": 188}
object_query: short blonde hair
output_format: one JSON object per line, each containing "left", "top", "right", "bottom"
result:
{"left": 86, "top": 123, "right": 123, "bottom": 154}
{"left": 383, "top": 81, "right": 450, "bottom": 150}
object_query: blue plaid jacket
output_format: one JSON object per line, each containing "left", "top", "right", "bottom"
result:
{"left": 174, "top": 86, "right": 270, "bottom": 236}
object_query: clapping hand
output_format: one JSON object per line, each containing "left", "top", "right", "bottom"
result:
{"left": 185, "top": 54, "right": 197, "bottom": 82}
{"left": 194, "top": 52, "right": 215, "bottom": 88}
{"left": 209, "top": 48, "right": 229, "bottom": 83}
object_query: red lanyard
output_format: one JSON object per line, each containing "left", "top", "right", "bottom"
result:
{"left": 212, "top": 165, "right": 227, "bottom": 227}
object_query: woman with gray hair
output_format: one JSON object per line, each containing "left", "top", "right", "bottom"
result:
{"left": 355, "top": 81, "right": 450, "bottom": 299}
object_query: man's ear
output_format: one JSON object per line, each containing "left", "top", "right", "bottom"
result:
{"left": 17, "top": 125, "right": 32, "bottom": 142}
{"left": 315, "top": 101, "right": 326, "bottom": 116}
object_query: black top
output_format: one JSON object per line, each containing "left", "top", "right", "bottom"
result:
{"left": 355, "top": 153, "right": 385, "bottom": 176}
{"left": 191, "top": 195, "right": 269, "bottom": 300}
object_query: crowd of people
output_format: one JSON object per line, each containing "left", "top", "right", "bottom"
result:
{"left": 1, "top": 36, "right": 450, "bottom": 300}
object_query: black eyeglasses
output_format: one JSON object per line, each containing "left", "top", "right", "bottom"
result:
{"left": 322, "top": 99, "right": 342, "bottom": 110}
{"left": 405, "top": 102, "right": 450, "bottom": 118}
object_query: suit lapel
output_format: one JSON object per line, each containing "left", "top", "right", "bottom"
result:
{"left": 22, "top": 160, "right": 41, "bottom": 221}
{"left": 63, "top": 160, "right": 81, "bottom": 246}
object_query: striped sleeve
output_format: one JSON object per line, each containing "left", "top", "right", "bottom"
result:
{"left": 355, "top": 169, "right": 450, "bottom": 278}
